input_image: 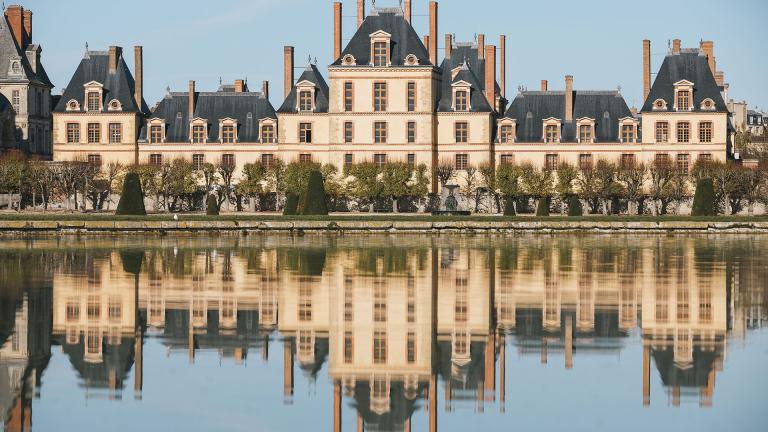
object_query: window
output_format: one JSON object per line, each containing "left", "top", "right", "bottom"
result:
{"left": 192, "top": 154, "right": 205, "bottom": 170}
{"left": 676, "top": 154, "right": 690, "bottom": 175}
{"left": 620, "top": 154, "right": 635, "bottom": 168}
{"left": 455, "top": 154, "right": 468, "bottom": 170}
{"left": 407, "top": 82, "right": 416, "bottom": 112}
{"left": 108, "top": 302, "right": 122, "bottom": 321}
{"left": 298, "top": 286, "right": 312, "bottom": 321}
{"left": 299, "top": 91, "right": 312, "bottom": 112}
{"left": 407, "top": 121, "right": 416, "bottom": 143}
{"left": 87, "top": 123, "right": 100, "bottom": 143}
{"left": 374, "top": 121, "right": 387, "bottom": 143}
{"left": 677, "top": 90, "right": 690, "bottom": 111}
{"left": 455, "top": 90, "right": 468, "bottom": 111}
{"left": 407, "top": 153, "right": 415, "bottom": 168}
{"left": 655, "top": 122, "right": 669, "bottom": 143}
{"left": 222, "top": 154, "right": 235, "bottom": 168}
{"left": 578, "top": 153, "right": 593, "bottom": 169}
{"left": 698, "top": 153, "right": 712, "bottom": 162}
{"left": 455, "top": 122, "right": 468, "bottom": 143}
{"left": 150, "top": 154, "right": 162, "bottom": 166}
{"left": 374, "top": 153, "right": 386, "bottom": 168}
{"left": 373, "top": 331, "right": 387, "bottom": 363}
{"left": 344, "top": 331, "right": 353, "bottom": 363}
{"left": 545, "top": 124, "right": 559, "bottom": 143}
{"left": 192, "top": 125, "right": 206, "bottom": 143}
{"left": 344, "top": 153, "right": 353, "bottom": 168}
{"left": 373, "top": 41, "right": 387, "bottom": 67}
{"left": 699, "top": 121, "right": 713, "bottom": 143}
{"left": 87, "top": 331, "right": 100, "bottom": 354}
{"left": 87, "top": 92, "right": 100, "bottom": 111}
{"left": 149, "top": 125, "right": 163, "bottom": 143}
{"left": 407, "top": 332, "right": 416, "bottom": 363}
{"left": 545, "top": 154, "right": 559, "bottom": 170}
{"left": 374, "top": 286, "right": 387, "bottom": 322}
{"left": 67, "top": 123, "right": 80, "bottom": 143}
{"left": 222, "top": 125, "right": 236, "bottom": 143}
{"left": 374, "top": 82, "right": 387, "bottom": 111}
{"left": 579, "top": 125, "right": 592, "bottom": 143}
{"left": 655, "top": 153, "right": 669, "bottom": 164}
{"left": 261, "top": 153, "right": 274, "bottom": 168}
{"left": 87, "top": 154, "right": 102, "bottom": 168}
{"left": 261, "top": 124, "right": 275, "bottom": 143}
{"left": 11, "top": 90, "right": 20, "bottom": 113}
{"left": 344, "top": 121, "right": 353, "bottom": 144}
{"left": 500, "top": 154, "right": 514, "bottom": 165}
{"left": 299, "top": 123, "right": 312, "bottom": 143}
{"left": 677, "top": 289, "right": 689, "bottom": 321}
{"left": 87, "top": 297, "right": 100, "bottom": 320}
{"left": 344, "top": 82, "right": 353, "bottom": 112}
{"left": 500, "top": 125, "right": 513, "bottom": 143}
{"left": 66, "top": 301, "right": 80, "bottom": 322}
{"left": 677, "top": 122, "right": 690, "bottom": 143}
{"left": 109, "top": 123, "right": 122, "bottom": 144}
{"left": 299, "top": 153, "right": 313, "bottom": 163}
{"left": 622, "top": 124, "right": 635, "bottom": 143}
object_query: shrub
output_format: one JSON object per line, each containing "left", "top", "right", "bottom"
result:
{"left": 536, "top": 197, "right": 550, "bottom": 217}
{"left": 503, "top": 195, "right": 516, "bottom": 216}
{"left": 299, "top": 170, "right": 328, "bottom": 215}
{"left": 206, "top": 194, "right": 219, "bottom": 216}
{"left": 568, "top": 196, "right": 583, "bottom": 217}
{"left": 116, "top": 172, "right": 147, "bottom": 215}
{"left": 283, "top": 192, "right": 299, "bottom": 215}
{"left": 691, "top": 177, "right": 716, "bottom": 216}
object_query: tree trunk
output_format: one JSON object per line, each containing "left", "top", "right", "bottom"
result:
{"left": 392, "top": 197, "right": 398, "bottom": 213}
{"left": 369, "top": 200, "right": 375, "bottom": 213}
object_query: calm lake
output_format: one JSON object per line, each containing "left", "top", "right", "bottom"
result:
{"left": 0, "top": 235, "right": 766, "bottom": 432}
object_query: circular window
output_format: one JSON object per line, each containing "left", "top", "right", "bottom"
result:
{"left": 405, "top": 54, "right": 418, "bottom": 65}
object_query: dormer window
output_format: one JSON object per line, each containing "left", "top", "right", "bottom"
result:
{"left": 576, "top": 118, "right": 596, "bottom": 144}
{"left": 87, "top": 92, "right": 100, "bottom": 111}
{"left": 497, "top": 119, "right": 516, "bottom": 143}
{"left": 259, "top": 118, "right": 277, "bottom": 143}
{"left": 619, "top": 117, "right": 638, "bottom": 143}
{"left": 147, "top": 118, "right": 166, "bottom": 144}
{"left": 369, "top": 31, "right": 392, "bottom": 67}
{"left": 543, "top": 118, "right": 561, "bottom": 143}
{"left": 299, "top": 91, "right": 313, "bottom": 112}
{"left": 653, "top": 99, "right": 667, "bottom": 111}
{"left": 404, "top": 54, "right": 419, "bottom": 66}
{"left": 66, "top": 99, "right": 81, "bottom": 111}
{"left": 673, "top": 80, "right": 694, "bottom": 111}
{"left": 190, "top": 119, "right": 208, "bottom": 143}
{"left": 342, "top": 54, "right": 357, "bottom": 66}
{"left": 677, "top": 91, "right": 690, "bottom": 111}
{"left": 295, "top": 81, "right": 316, "bottom": 112}
{"left": 700, "top": 98, "right": 715, "bottom": 111}
{"left": 455, "top": 90, "right": 468, "bottom": 111}
{"left": 107, "top": 99, "right": 122, "bottom": 111}
{"left": 219, "top": 118, "right": 238, "bottom": 143}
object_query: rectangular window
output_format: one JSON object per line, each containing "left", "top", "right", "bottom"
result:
{"left": 677, "top": 122, "right": 690, "bottom": 143}
{"left": 655, "top": 153, "right": 669, "bottom": 164}
{"left": 407, "top": 82, "right": 416, "bottom": 112}
{"left": 373, "top": 331, "right": 387, "bottom": 364}
{"left": 407, "top": 153, "right": 415, "bottom": 168}
{"left": 545, "top": 124, "right": 559, "bottom": 143}
{"left": 108, "top": 302, "right": 122, "bottom": 321}
{"left": 149, "top": 125, "right": 163, "bottom": 143}
{"left": 222, "top": 154, "right": 235, "bottom": 168}
{"left": 455, "top": 153, "right": 468, "bottom": 170}
{"left": 87, "top": 92, "right": 100, "bottom": 111}
{"left": 66, "top": 301, "right": 80, "bottom": 322}
{"left": 676, "top": 154, "right": 690, "bottom": 175}
{"left": 455, "top": 122, "right": 468, "bottom": 143}
{"left": 87, "top": 297, "right": 100, "bottom": 319}
{"left": 407, "top": 121, "right": 416, "bottom": 143}
{"left": 67, "top": 123, "right": 80, "bottom": 143}
{"left": 373, "top": 286, "right": 387, "bottom": 322}
{"left": 192, "top": 125, "right": 206, "bottom": 143}
{"left": 299, "top": 91, "right": 312, "bottom": 112}
{"left": 192, "top": 154, "right": 205, "bottom": 170}
{"left": 87, "top": 123, "right": 101, "bottom": 143}
{"left": 374, "top": 121, "right": 387, "bottom": 144}
{"left": 344, "top": 153, "right": 353, "bottom": 168}
{"left": 261, "top": 153, "right": 274, "bottom": 168}
{"left": 296, "top": 154, "right": 311, "bottom": 164}
{"left": 579, "top": 125, "right": 592, "bottom": 143}
{"left": 620, "top": 153, "right": 636, "bottom": 168}
{"left": 11, "top": 90, "right": 20, "bottom": 113}
{"left": 299, "top": 123, "right": 312, "bottom": 143}
{"left": 699, "top": 121, "right": 713, "bottom": 143}
{"left": 677, "top": 91, "right": 690, "bottom": 111}
{"left": 698, "top": 153, "right": 712, "bottom": 162}
{"left": 374, "top": 153, "right": 386, "bottom": 168}
{"left": 344, "top": 121, "right": 353, "bottom": 144}
{"left": 455, "top": 90, "right": 468, "bottom": 111}
{"left": 261, "top": 125, "right": 275, "bottom": 143}
{"left": 344, "top": 82, "right": 353, "bottom": 112}
{"left": 222, "top": 125, "right": 236, "bottom": 143}
{"left": 677, "top": 289, "right": 689, "bottom": 321}
{"left": 109, "top": 123, "right": 122, "bottom": 144}
{"left": 149, "top": 154, "right": 162, "bottom": 167}
{"left": 374, "top": 82, "right": 387, "bottom": 112}
{"left": 407, "top": 332, "right": 416, "bottom": 363}
{"left": 656, "top": 122, "right": 669, "bottom": 143}
{"left": 373, "top": 41, "right": 387, "bottom": 67}
{"left": 500, "top": 154, "right": 514, "bottom": 165}
{"left": 344, "top": 331, "right": 353, "bottom": 363}
{"left": 578, "top": 153, "right": 593, "bottom": 169}
{"left": 500, "top": 125, "right": 513, "bottom": 143}
{"left": 622, "top": 124, "right": 635, "bottom": 143}
{"left": 545, "top": 153, "right": 559, "bottom": 170}
{"left": 87, "top": 154, "right": 102, "bottom": 168}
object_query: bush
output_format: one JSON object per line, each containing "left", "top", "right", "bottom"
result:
{"left": 298, "top": 170, "right": 328, "bottom": 215}
{"left": 503, "top": 195, "right": 516, "bottom": 216}
{"left": 283, "top": 192, "right": 299, "bottom": 215}
{"left": 567, "top": 196, "right": 583, "bottom": 217}
{"left": 116, "top": 172, "right": 146, "bottom": 216}
{"left": 536, "top": 197, "right": 550, "bottom": 217}
{"left": 206, "top": 194, "right": 219, "bottom": 216}
{"left": 691, "top": 177, "right": 716, "bottom": 216}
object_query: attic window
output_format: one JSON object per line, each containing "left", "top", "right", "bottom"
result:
{"left": 10, "top": 60, "right": 21, "bottom": 75}
{"left": 652, "top": 99, "right": 667, "bottom": 111}
{"left": 454, "top": 90, "right": 468, "bottom": 111}
{"left": 342, "top": 54, "right": 357, "bottom": 66}
{"left": 677, "top": 91, "right": 690, "bottom": 111}
{"left": 373, "top": 41, "right": 387, "bottom": 66}
{"left": 87, "top": 92, "right": 101, "bottom": 111}
{"left": 404, "top": 54, "right": 419, "bottom": 66}
{"left": 700, "top": 98, "right": 715, "bottom": 111}
{"left": 66, "top": 100, "right": 80, "bottom": 111}
{"left": 107, "top": 99, "right": 122, "bottom": 111}
{"left": 299, "top": 91, "right": 313, "bottom": 112}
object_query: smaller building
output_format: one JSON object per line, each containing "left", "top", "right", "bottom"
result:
{"left": 746, "top": 110, "right": 765, "bottom": 136}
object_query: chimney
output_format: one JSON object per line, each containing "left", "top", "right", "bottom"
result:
{"left": 565, "top": 75, "right": 574, "bottom": 122}
{"left": 234, "top": 79, "right": 245, "bottom": 93}
{"left": 715, "top": 71, "right": 725, "bottom": 87}
{"left": 284, "top": 46, "right": 294, "bottom": 99}
{"left": 5, "top": 6, "right": 26, "bottom": 49}
{"left": 541, "top": 80, "right": 548, "bottom": 91}
{"left": 25, "top": 46, "right": 39, "bottom": 73}
{"left": 188, "top": 80, "right": 196, "bottom": 120}
{"left": 672, "top": 39, "right": 681, "bottom": 55}
{"left": 108, "top": 46, "right": 122, "bottom": 74}
{"left": 477, "top": 34, "right": 485, "bottom": 59}
{"left": 445, "top": 34, "right": 453, "bottom": 59}
{"left": 428, "top": 2, "right": 438, "bottom": 65}
{"left": 404, "top": 0, "right": 412, "bottom": 24}
{"left": 643, "top": 39, "right": 651, "bottom": 102}
{"left": 423, "top": 35, "right": 430, "bottom": 51}
{"left": 357, "top": 0, "right": 365, "bottom": 28}
{"left": 134, "top": 46, "right": 143, "bottom": 111}
{"left": 333, "top": 2, "right": 342, "bottom": 61}
{"left": 499, "top": 35, "right": 506, "bottom": 99}
{"left": 485, "top": 45, "right": 496, "bottom": 112}
{"left": 700, "top": 40, "right": 715, "bottom": 76}
{"left": 22, "top": 9, "right": 32, "bottom": 44}
{"left": 262, "top": 81, "right": 270, "bottom": 100}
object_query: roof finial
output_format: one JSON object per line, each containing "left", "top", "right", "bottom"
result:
{"left": 219, "top": 76, "right": 222, "bottom": 86}
{"left": 308, "top": 54, "right": 312, "bottom": 64}
{"left": 313, "top": 57, "right": 317, "bottom": 65}
{"left": 617, "top": 84, "right": 622, "bottom": 93}
{"left": 166, "top": 86, "right": 171, "bottom": 97}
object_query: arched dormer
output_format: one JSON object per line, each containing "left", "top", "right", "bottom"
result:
{"left": 107, "top": 99, "right": 122, "bottom": 111}
{"left": 369, "top": 30, "right": 392, "bottom": 67}
{"left": 147, "top": 118, "right": 166, "bottom": 144}
{"left": 618, "top": 117, "right": 639, "bottom": 143}
{"left": 542, "top": 117, "right": 561, "bottom": 143}
{"left": 700, "top": 98, "right": 716, "bottom": 111}
{"left": 451, "top": 80, "right": 472, "bottom": 112}
{"left": 652, "top": 99, "right": 668, "bottom": 111}
{"left": 259, "top": 118, "right": 277, "bottom": 143}
{"left": 66, "top": 99, "right": 81, "bottom": 111}
{"left": 342, "top": 54, "right": 357, "bottom": 66}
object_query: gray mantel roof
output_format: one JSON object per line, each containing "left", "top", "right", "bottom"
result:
{"left": 0, "top": 16, "right": 53, "bottom": 87}
{"left": 437, "top": 44, "right": 496, "bottom": 113}
{"left": 504, "top": 90, "right": 633, "bottom": 142}
{"left": 641, "top": 50, "right": 727, "bottom": 113}
{"left": 277, "top": 64, "right": 330, "bottom": 113}
{"left": 53, "top": 51, "right": 148, "bottom": 114}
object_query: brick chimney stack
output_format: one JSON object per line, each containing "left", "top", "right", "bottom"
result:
{"left": 22, "top": 9, "right": 32, "bottom": 44}
{"left": 134, "top": 46, "right": 143, "bottom": 111}
{"left": 357, "top": 0, "right": 365, "bottom": 28}
{"left": 4, "top": 6, "right": 28, "bottom": 49}
{"left": 234, "top": 79, "right": 246, "bottom": 93}
{"left": 429, "top": 1, "right": 438, "bottom": 65}
{"left": 565, "top": 75, "right": 574, "bottom": 122}
{"left": 672, "top": 39, "right": 681, "bottom": 55}
{"left": 423, "top": 35, "right": 430, "bottom": 51}
{"left": 445, "top": 34, "right": 453, "bottom": 59}
{"left": 108, "top": 46, "right": 122, "bottom": 74}
{"left": 333, "top": 2, "right": 342, "bottom": 61}
{"left": 404, "top": 0, "right": 412, "bottom": 24}
{"left": 642, "top": 39, "right": 651, "bottom": 102}
{"left": 499, "top": 35, "right": 506, "bottom": 99}
{"left": 284, "top": 46, "right": 294, "bottom": 99}
{"left": 700, "top": 40, "right": 715, "bottom": 76}
{"left": 541, "top": 80, "right": 548, "bottom": 91}
{"left": 188, "top": 80, "right": 196, "bottom": 120}
{"left": 477, "top": 34, "right": 485, "bottom": 60}
{"left": 485, "top": 45, "right": 496, "bottom": 112}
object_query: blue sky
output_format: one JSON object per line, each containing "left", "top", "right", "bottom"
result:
{"left": 24, "top": 0, "right": 768, "bottom": 111}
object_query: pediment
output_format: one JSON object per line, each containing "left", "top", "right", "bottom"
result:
{"left": 369, "top": 30, "right": 392, "bottom": 38}
{"left": 83, "top": 80, "right": 104, "bottom": 88}
{"left": 451, "top": 80, "right": 472, "bottom": 88}
{"left": 673, "top": 79, "right": 694, "bottom": 86}
{"left": 295, "top": 80, "right": 316, "bottom": 88}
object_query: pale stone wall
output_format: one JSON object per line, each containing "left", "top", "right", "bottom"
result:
{"left": 53, "top": 111, "right": 141, "bottom": 165}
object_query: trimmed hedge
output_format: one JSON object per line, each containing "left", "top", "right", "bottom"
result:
{"left": 503, "top": 195, "right": 516, "bottom": 216}
{"left": 568, "top": 196, "right": 583, "bottom": 217}
{"left": 283, "top": 192, "right": 299, "bottom": 215}
{"left": 535, "top": 198, "right": 550, "bottom": 217}
{"left": 298, "top": 170, "right": 328, "bottom": 216}
{"left": 116, "top": 172, "right": 146, "bottom": 216}
{"left": 691, "top": 178, "right": 716, "bottom": 216}
{"left": 206, "top": 195, "right": 219, "bottom": 216}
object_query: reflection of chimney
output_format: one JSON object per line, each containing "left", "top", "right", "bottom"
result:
{"left": 429, "top": 374, "right": 437, "bottom": 432}
{"left": 134, "top": 46, "right": 143, "bottom": 111}
{"left": 565, "top": 75, "right": 574, "bottom": 122}
{"left": 428, "top": 1, "right": 438, "bottom": 65}
{"left": 357, "top": 0, "right": 365, "bottom": 27}
{"left": 499, "top": 35, "right": 506, "bottom": 99}
{"left": 484, "top": 333, "right": 496, "bottom": 401}
{"left": 444, "top": 34, "right": 452, "bottom": 59}
{"left": 108, "top": 46, "right": 123, "bottom": 74}
{"left": 565, "top": 315, "right": 573, "bottom": 369}
{"left": 284, "top": 46, "right": 294, "bottom": 99}
{"left": 477, "top": 34, "right": 485, "bottom": 59}
{"left": 541, "top": 80, "right": 548, "bottom": 91}
{"left": 334, "top": 381, "right": 342, "bottom": 432}
{"left": 672, "top": 386, "right": 681, "bottom": 407}
{"left": 283, "top": 339, "right": 294, "bottom": 400}
{"left": 541, "top": 338, "right": 548, "bottom": 364}
{"left": 188, "top": 326, "right": 195, "bottom": 363}
{"left": 134, "top": 328, "right": 143, "bottom": 400}
{"left": 643, "top": 40, "right": 651, "bottom": 102}
{"left": 672, "top": 39, "right": 681, "bottom": 55}
{"left": 188, "top": 80, "right": 196, "bottom": 121}
{"left": 333, "top": 2, "right": 342, "bottom": 61}
{"left": 262, "top": 335, "right": 269, "bottom": 362}
{"left": 357, "top": 413, "right": 364, "bottom": 432}
{"left": 643, "top": 344, "right": 650, "bottom": 406}
{"left": 485, "top": 45, "right": 496, "bottom": 111}
{"left": 404, "top": 0, "right": 412, "bottom": 24}
{"left": 499, "top": 334, "right": 506, "bottom": 413}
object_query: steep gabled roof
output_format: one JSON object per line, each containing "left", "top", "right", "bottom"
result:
{"left": 331, "top": 8, "right": 430, "bottom": 67}
{"left": 53, "top": 51, "right": 148, "bottom": 114}
{"left": 278, "top": 64, "right": 330, "bottom": 113}
{"left": 505, "top": 90, "right": 633, "bottom": 142}
{"left": 641, "top": 50, "right": 727, "bottom": 113}
{"left": 437, "top": 44, "right": 497, "bottom": 113}
{"left": 0, "top": 18, "right": 52, "bottom": 86}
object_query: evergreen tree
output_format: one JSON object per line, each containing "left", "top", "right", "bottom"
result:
{"left": 116, "top": 172, "right": 147, "bottom": 216}
{"left": 283, "top": 192, "right": 299, "bottom": 215}
{"left": 567, "top": 196, "right": 583, "bottom": 217}
{"left": 536, "top": 197, "right": 550, "bottom": 217}
{"left": 299, "top": 170, "right": 328, "bottom": 215}
{"left": 503, "top": 195, "right": 516, "bottom": 216}
{"left": 206, "top": 194, "right": 219, "bottom": 216}
{"left": 691, "top": 177, "right": 716, "bottom": 216}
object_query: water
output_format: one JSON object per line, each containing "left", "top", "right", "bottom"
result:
{"left": 0, "top": 235, "right": 766, "bottom": 432}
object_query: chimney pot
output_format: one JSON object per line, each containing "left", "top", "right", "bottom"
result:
{"left": 477, "top": 34, "right": 485, "bottom": 59}
{"left": 357, "top": 0, "right": 365, "bottom": 28}
{"left": 485, "top": 45, "right": 496, "bottom": 112}
{"left": 22, "top": 9, "right": 32, "bottom": 44}
{"left": 134, "top": 46, "right": 143, "bottom": 111}
{"left": 445, "top": 34, "right": 453, "bottom": 59}
{"left": 5, "top": 6, "right": 27, "bottom": 49}
{"left": 188, "top": 80, "right": 196, "bottom": 120}
{"left": 499, "top": 35, "right": 506, "bottom": 99}
{"left": 643, "top": 39, "right": 651, "bottom": 102}
{"left": 284, "top": 46, "right": 295, "bottom": 99}
{"left": 672, "top": 39, "right": 681, "bottom": 55}
{"left": 262, "top": 81, "right": 270, "bottom": 101}
{"left": 541, "top": 80, "right": 548, "bottom": 91}
{"left": 428, "top": 2, "right": 438, "bottom": 65}
{"left": 700, "top": 40, "right": 715, "bottom": 76}
{"left": 108, "top": 46, "right": 122, "bottom": 74}
{"left": 333, "top": 2, "right": 343, "bottom": 61}
{"left": 234, "top": 79, "right": 245, "bottom": 93}
{"left": 565, "top": 75, "right": 574, "bottom": 122}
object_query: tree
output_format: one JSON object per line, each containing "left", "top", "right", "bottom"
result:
{"left": 348, "top": 162, "right": 382, "bottom": 213}
{"left": 216, "top": 158, "right": 236, "bottom": 211}
{"left": 164, "top": 158, "right": 198, "bottom": 212}
{"left": 618, "top": 161, "right": 647, "bottom": 215}
{"left": 577, "top": 163, "right": 601, "bottom": 214}
{"left": 555, "top": 162, "right": 578, "bottom": 214}
{"left": 691, "top": 177, "right": 716, "bottom": 216}
{"left": 103, "top": 162, "right": 123, "bottom": 211}
{"left": 0, "top": 151, "right": 27, "bottom": 212}
{"left": 595, "top": 160, "right": 622, "bottom": 215}
{"left": 283, "top": 193, "right": 299, "bottom": 215}
{"left": 435, "top": 160, "right": 455, "bottom": 189}
{"left": 381, "top": 162, "right": 412, "bottom": 213}
{"left": 497, "top": 163, "right": 522, "bottom": 214}
{"left": 460, "top": 166, "right": 479, "bottom": 212}
{"left": 298, "top": 170, "right": 328, "bottom": 215}
{"left": 410, "top": 164, "right": 430, "bottom": 212}
{"left": 649, "top": 158, "right": 675, "bottom": 215}
{"left": 520, "top": 162, "right": 553, "bottom": 212}
{"left": 567, "top": 195, "right": 583, "bottom": 217}
{"left": 206, "top": 194, "right": 219, "bottom": 216}
{"left": 236, "top": 162, "right": 266, "bottom": 211}
{"left": 478, "top": 163, "right": 500, "bottom": 213}
{"left": 266, "top": 159, "right": 287, "bottom": 210}
{"left": 669, "top": 168, "right": 689, "bottom": 214}
{"left": 535, "top": 197, "right": 550, "bottom": 216}
{"left": 320, "top": 163, "right": 345, "bottom": 211}
{"left": 116, "top": 171, "right": 147, "bottom": 215}
{"left": 742, "top": 166, "right": 765, "bottom": 215}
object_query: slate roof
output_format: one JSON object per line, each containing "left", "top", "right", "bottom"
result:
{"left": 141, "top": 86, "right": 276, "bottom": 142}
{"left": 437, "top": 44, "right": 496, "bottom": 113}
{"left": 53, "top": 51, "right": 149, "bottom": 114}
{"left": 504, "top": 90, "right": 633, "bottom": 143}
{"left": 641, "top": 50, "right": 727, "bottom": 113}
{"left": 0, "top": 17, "right": 52, "bottom": 87}
{"left": 277, "top": 64, "right": 330, "bottom": 113}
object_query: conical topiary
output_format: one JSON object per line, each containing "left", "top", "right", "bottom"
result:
{"left": 298, "top": 170, "right": 328, "bottom": 215}
{"left": 206, "top": 194, "right": 219, "bottom": 216}
{"left": 535, "top": 197, "right": 550, "bottom": 217}
{"left": 116, "top": 171, "right": 146, "bottom": 216}
{"left": 567, "top": 196, "right": 583, "bottom": 217}
{"left": 691, "top": 177, "right": 716, "bottom": 216}
{"left": 503, "top": 195, "right": 516, "bottom": 216}
{"left": 283, "top": 192, "right": 299, "bottom": 215}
